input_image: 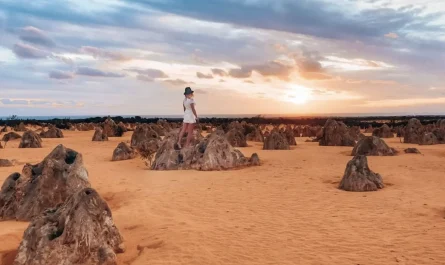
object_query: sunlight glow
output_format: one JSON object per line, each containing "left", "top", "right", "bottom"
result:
{"left": 286, "top": 85, "right": 311, "bottom": 105}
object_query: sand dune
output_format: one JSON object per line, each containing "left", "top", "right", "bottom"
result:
{"left": 1, "top": 131, "right": 445, "bottom": 265}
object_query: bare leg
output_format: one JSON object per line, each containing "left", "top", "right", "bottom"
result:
{"left": 177, "top": 123, "right": 188, "bottom": 148}
{"left": 185, "top": 123, "right": 195, "bottom": 147}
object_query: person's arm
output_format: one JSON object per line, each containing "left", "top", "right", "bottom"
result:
{"left": 183, "top": 104, "right": 185, "bottom": 112}
{"left": 191, "top": 103, "right": 198, "bottom": 119}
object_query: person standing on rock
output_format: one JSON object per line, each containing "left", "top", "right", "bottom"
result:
{"left": 177, "top": 87, "right": 198, "bottom": 149}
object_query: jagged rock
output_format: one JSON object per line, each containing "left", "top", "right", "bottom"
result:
{"left": 339, "top": 155, "right": 384, "bottom": 192}
{"left": 19, "top": 130, "right": 42, "bottom": 148}
{"left": 263, "top": 131, "right": 290, "bottom": 150}
{"left": 372, "top": 124, "right": 394, "bottom": 138}
{"left": 352, "top": 136, "right": 397, "bottom": 156}
{"left": 249, "top": 153, "right": 261, "bottom": 166}
{"left": 226, "top": 128, "right": 248, "bottom": 147}
{"left": 319, "top": 119, "right": 355, "bottom": 146}
{"left": 349, "top": 126, "right": 361, "bottom": 141}
{"left": 40, "top": 126, "right": 64, "bottom": 138}
{"left": 103, "top": 117, "right": 123, "bottom": 137}
{"left": 148, "top": 124, "right": 165, "bottom": 137}
{"left": 404, "top": 118, "right": 424, "bottom": 144}
{"left": 0, "top": 173, "right": 22, "bottom": 219}
{"left": 293, "top": 126, "right": 302, "bottom": 137}
{"left": 1, "top": 126, "right": 8, "bottom": 132}
{"left": 92, "top": 127, "right": 108, "bottom": 141}
{"left": 246, "top": 126, "right": 264, "bottom": 142}
{"left": 14, "top": 122, "right": 27, "bottom": 132}
{"left": 117, "top": 122, "right": 128, "bottom": 133}
{"left": 364, "top": 125, "right": 373, "bottom": 133}
{"left": 112, "top": 142, "right": 137, "bottom": 161}
{"left": 14, "top": 188, "right": 124, "bottom": 265}
{"left": 131, "top": 124, "right": 160, "bottom": 147}
{"left": 0, "top": 159, "right": 16, "bottom": 167}
{"left": 151, "top": 131, "right": 258, "bottom": 171}
{"left": 420, "top": 132, "right": 438, "bottom": 145}
{"left": 157, "top": 119, "right": 172, "bottom": 132}
{"left": 282, "top": 125, "right": 297, "bottom": 145}
{"left": 404, "top": 148, "right": 421, "bottom": 154}
{"left": 2, "top": 132, "right": 22, "bottom": 142}
{"left": 0, "top": 145, "right": 90, "bottom": 221}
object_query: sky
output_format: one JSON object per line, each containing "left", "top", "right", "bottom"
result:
{"left": 0, "top": 0, "right": 445, "bottom": 117}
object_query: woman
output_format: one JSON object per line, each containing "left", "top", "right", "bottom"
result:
{"left": 177, "top": 87, "right": 198, "bottom": 149}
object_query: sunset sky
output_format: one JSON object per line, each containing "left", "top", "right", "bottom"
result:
{"left": 1, "top": 0, "right": 445, "bottom": 116}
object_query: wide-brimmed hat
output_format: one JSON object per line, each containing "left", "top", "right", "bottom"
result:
{"left": 184, "top": 87, "right": 194, "bottom": 95}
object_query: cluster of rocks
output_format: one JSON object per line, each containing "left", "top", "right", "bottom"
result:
{"left": 372, "top": 124, "right": 394, "bottom": 138}
{"left": 0, "top": 145, "right": 124, "bottom": 264}
{"left": 319, "top": 119, "right": 356, "bottom": 146}
{"left": 151, "top": 130, "right": 260, "bottom": 171}
{"left": 403, "top": 118, "right": 445, "bottom": 145}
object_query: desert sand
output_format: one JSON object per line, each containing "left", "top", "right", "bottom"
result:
{"left": 1, "top": 130, "right": 445, "bottom": 265}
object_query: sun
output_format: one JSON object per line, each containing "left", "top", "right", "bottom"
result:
{"left": 286, "top": 85, "right": 312, "bottom": 105}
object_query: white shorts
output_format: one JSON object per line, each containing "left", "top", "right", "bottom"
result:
{"left": 183, "top": 112, "right": 196, "bottom": 124}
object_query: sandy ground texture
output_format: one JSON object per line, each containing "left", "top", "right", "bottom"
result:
{"left": 1, "top": 130, "right": 445, "bottom": 265}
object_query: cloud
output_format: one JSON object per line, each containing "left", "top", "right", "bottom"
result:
{"left": 384, "top": 32, "right": 399, "bottom": 39}
{"left": 12, "top": 43, "right": 49, "bottom": 59}
{"left": 211, "top": 68, "right": 228, "bottom": 77}
{"left": 80, "top": 46, "right": 130, "bottom": 61}
{"left": 228, "top": 68, "right": 252, "bottom": 78}
{"left": 49, "top": 70, "right": 74, "bottom": 79}
{"left": 361, "top": 97, "right": 445, "bottom": 107}
{"left": 163, "top": 79, "right": 194, "bottom": 86}
{"left": 19, "top": 26, "right": 55, "bottom": 47}
{"left": 249, "top": 61, "right": 293, "bottom": 80}
{"left": 196, "top": 72, "right": 213, "bottom": 79}
{"left": 1, "top": 99, "right": 29, "bottom": 105}
{"left": 126, "top": 68, "right": 168, "bottom": 78}
{"left": 76, "top": 67, "right": 125, "bottom": 78}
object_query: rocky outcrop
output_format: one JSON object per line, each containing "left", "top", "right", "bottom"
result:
{"left": 372, "top": 124, "right": 394, "bottom": 138}
{"left": 103, "top": 117, "right": 124, "bottom": 137}
{"left": 92, "top": 127, "right": 108, "bottom": 141}
{"left": 14, "top": 188, "right": 124, "bottom": 265}
{"left": 14, "top": 122, "right": 27, "bottom": 132}
{"left": 19, "top": 130, "right": 42, "bottom": 148}
{"left": 352, "top": 136, "right": 397, "bottom": 156}
{"left": 403, "top": 118, "right": 424, "bottom": 144}
{"left": 2, "top": 132, "right": 22, "bottom": 142}
{"left": 246, "top": 126, "right": 264, "bottom": 142}
{"left": 40, "top": 126, "right": 64, "bottom": 138}
{"left": 339, "top": 155, "right": 384, "bottom": 192}
{"left": 112, "top": 142, "right": 137, "bottom": 161}
{"left": 283, "top": 125, "right": 297, "bottom": 146}
{"left": 404, "top": 148, "right": 421, "bottom": 154}
{"left": 131, "top": 124, "right": 160, "bottom": 147}
{"left": 319, "top": 119, "right": 355, "bottom": 146}
{"left": 420, "top": 132, "right": 438, "bottom": 145}
{"left": 0, "top": 145, "right": 90, "bottom": 221}
{"left": 226, "top": 128, "right": 248, "bottom": 147}
{"left": 0, "top": 159, "right": 16, "bottom": 167}
{"left": 263, "top": 131, "right": 290, "bottom": 150}
{"left": 151, "top": 131, "right": 259, "bottom": 171}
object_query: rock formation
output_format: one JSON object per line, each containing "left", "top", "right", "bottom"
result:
{"left": 19, "top": 130, "right": 42, "bottom": 148}
{"left": 0, "top": 145, "right": 90, "bottom": 221}
{"left": 338, "top": 155, "right": 384, "bottom": 192}
{"left": 14, "top": 122, "right": 27, "bottom": 132}
{"left": 263, "top": 131, "right": 290, "bottom": 150}
{"left": 404, "top": 148, "right": 421, "bottom": 154}
{"left": 372, "top": 124, "right": 394, "bottom": 138}
{"left": 364, "top": 125, "right": 373, "bottom": 133}
{"left": 351, "top": 136, "right": 397, "bottom": 156}
{"left": 246, "top": 126, "right": 264, "bottom": 142}
{"left": 40, "top": 125, "right": 64, "bottom": 138}
{"left": 92, "top": 127, "right": 108, "bottom": 141}
{"left": 112, "top": 142, "right": 137, "bottom": 161}
{"left": 151, "top": 131, "right": 259, "bottom": 171}
{"left": 103, "top": 117, "right": 123, "bottom": 137}
{"left": 0, "top": 159, "right": 16, "bottom": 167}
{"left": 226, "top": 128, "right": 248, "bottom": 147}
{"left": 2, "top": 132, "right": 22, "bottom": 142}
{"left": 14, "top": 188, "right": 124, "bottom": 265}
{"left": 403, "top": 118, "right": 424, "bottom": 144}
{"left": 282, "top": 125, "right": 297, "bottom": 145}
{"left": 319, "top": 119, "right": 355, "bottom": 146}
{"left": 420, "top": 132, "right": 438, "bottom": 145}
{"left": 131, "top": 124, "right": 160, "bottom": 147}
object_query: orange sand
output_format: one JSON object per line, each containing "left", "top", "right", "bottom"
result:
{"left": 1, "top": 131, "right": 445, "bottom": 265}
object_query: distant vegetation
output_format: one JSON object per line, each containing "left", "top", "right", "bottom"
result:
{"left": 1, "top": 114, "right": 444, "bottom": 128}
